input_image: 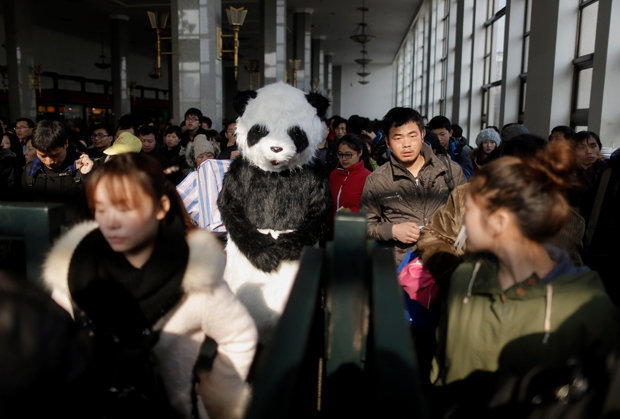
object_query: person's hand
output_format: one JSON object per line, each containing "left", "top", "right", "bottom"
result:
{"left": 230, "top": 150, "right": 241, "bottom": 159}
{"left": 392, "top": 222, "right": 420, "bottom": 244}
{"left": 361, "top": 130, "right": 377, "bottom": 141}
{"left": 76, "top": 153, "right": 94, "bottom": 175}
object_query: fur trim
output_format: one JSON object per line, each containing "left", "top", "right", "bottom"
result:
{"left": 182, "top": 229, "right": 226, "bottom": 294}
{"left": 41, "top": 220, "right": 98, "bottom": 298}
{"left": 42, "top": 222, "right": 226, "bottom": 299}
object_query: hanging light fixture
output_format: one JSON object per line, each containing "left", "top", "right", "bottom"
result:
{"left": 350, "top": 1, "right": 375, "bottom": 45}
{"left": 354, "top": 47, "right": 373, "bottom": 66}
{"left": 357, "top": 65, "right": 370, "bottom": 78}
{"left": 94, "top": 33, "right": 110, "bottom": 69}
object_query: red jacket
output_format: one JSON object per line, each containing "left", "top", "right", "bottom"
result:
{"left": 329, "top": 160, "right": 371, "bottom": 216}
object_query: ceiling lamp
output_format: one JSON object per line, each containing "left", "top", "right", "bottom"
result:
{"left": 350, "top": 2, "right": 375, "bottom": 45}
{"left": 357, "top": 67, "right": 370, "bottom": 78}
{"left": 358, "top": 80, "right": 369, "bottom": 85}
{"left": 94, "top": 33, "right": 110, "bottom": 69}
{"left": 355, "top": 48, "right": 373, "bottom": 66}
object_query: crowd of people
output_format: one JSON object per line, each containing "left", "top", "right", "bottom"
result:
{"left": 1, "top": 100, "right": 620, "bottom": 417}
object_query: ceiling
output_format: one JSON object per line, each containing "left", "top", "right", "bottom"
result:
{"left": 30, "top": 0, "right": 420, "bottom": 66}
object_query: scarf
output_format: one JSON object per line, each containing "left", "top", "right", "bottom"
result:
{"left": 68, "top": 218, "right": 189, "bottom": 340}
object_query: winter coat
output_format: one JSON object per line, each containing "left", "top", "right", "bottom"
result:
{"left": 431, "top": 246, "right": 620, "bottom": 386}
{"left": 329, "top": 160, "right": 371, "bottom": 215}
{"left": 359, "top": 143, "right": 467, "bottom": 266}
{"left": 42, "top": 221, "right": 258, "bottom": 419}
{"left": 21, "top": 148, "right": 91, "bottom": 224}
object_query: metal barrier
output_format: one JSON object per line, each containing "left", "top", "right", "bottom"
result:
{"left": 0, "top": 202, "right": 65, "bottom": 284}
{"left": 246, "top": 213, "right": 428, "bottom": 418}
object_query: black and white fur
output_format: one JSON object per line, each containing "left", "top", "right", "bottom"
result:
{"left": 218, "top": 82, "right": 330, "bottom": 344}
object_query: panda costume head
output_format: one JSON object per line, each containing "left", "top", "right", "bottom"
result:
{"left": 234, "top": 82, "right": 329, "bottom": 173}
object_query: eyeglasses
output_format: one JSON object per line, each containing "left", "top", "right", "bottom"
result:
{"left": 185, "top": 117, "right": 200, "bottom": 122}
{"left": 337, "top": 152, "right": 355, "bottom": 160}
{"left": 91, "top": 133, "right": 110, "bottom": 139}
{"left": 15, "top": 125, "right": 30, "bottom": 130}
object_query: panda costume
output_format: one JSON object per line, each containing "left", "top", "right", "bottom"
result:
{"left": 218, "top": 82, "right": 331, "bottom": 344}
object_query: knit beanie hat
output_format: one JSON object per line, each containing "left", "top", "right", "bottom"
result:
{"left": 193, "top": 134, "right": 215, "bottom": 156}
{"left": 475, "top": 128, "right": 501, "bottom": 147}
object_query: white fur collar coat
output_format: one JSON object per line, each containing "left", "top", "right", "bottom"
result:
{"left": 42, "top": 221, "right": 258, "bottom": 419}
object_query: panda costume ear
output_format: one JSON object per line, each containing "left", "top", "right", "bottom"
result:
{"left": 233, "top": 90, "right": 258, "bottom": 116}
{"left": 305, "top": 92, "right": 330, "bottom": 119}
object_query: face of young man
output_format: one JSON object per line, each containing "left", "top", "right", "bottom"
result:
{"left": 91, "top": 128, "right": 113, "bottom": 150}
{"left": 185, "top": 114, "right": 200, "bottom": 133}
{"left": 35, "top": 142, "right": 68, "bottom": 170}
{"left": 15, "top": 121, "right": 33, "bottom": 142}
{"left": 432, "top": 127, "right": 452, "bottom": 149}
{"left": 387, "top": 121, "right": 425, "bottom": 168}
{"left": 576, "top": 137, "right": 601, "bottom": 169}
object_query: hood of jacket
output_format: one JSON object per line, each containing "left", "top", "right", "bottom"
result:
{"left": 42, "top": 221, "right": 226, "bottom": 307}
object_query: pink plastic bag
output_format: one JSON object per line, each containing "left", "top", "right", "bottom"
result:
{"left": 398, "top": 257, "right": 439, "bottom": 309}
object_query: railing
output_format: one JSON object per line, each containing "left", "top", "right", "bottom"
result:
{"left": 246, "top": 213, "right": 428, "bottom": 418}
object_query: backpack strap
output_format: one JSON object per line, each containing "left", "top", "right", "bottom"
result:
{"left": 584, "top": 166, "right": 612, "bottom": 248}
{"left": 440, "top": 154, "right": 455, "bottom": 192}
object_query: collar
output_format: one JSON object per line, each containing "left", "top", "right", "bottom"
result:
{"left": 389, "top": 142, "right": 437, "bottom": 179}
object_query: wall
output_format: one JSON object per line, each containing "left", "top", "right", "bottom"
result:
{"left": 338, "top": 63, "right": 393, "bottom": 120}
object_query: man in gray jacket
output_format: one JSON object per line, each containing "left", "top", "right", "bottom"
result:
{"left": 359, "top": 107, "right": 467, "bottom": 266}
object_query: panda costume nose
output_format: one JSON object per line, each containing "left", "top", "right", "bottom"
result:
{"left": 270, "top": 146, "right": 283, "bottom": 153}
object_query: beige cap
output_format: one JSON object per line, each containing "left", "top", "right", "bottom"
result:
{"left": 104, "top": 132, "right": 143, "bottom": 155}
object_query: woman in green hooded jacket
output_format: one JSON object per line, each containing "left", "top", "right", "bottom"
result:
{"left": 431, "top": 141, "right": 620, "bottom": 388}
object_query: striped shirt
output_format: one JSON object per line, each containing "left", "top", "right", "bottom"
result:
{"left": 177, "top": 159, "right": 232, "bottom": 232}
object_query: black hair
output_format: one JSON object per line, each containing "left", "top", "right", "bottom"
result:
{"left": 575, "top": 130, "right": 602, "bottom": 149}
{"left": 332, "top": 117, "right": 347, "bottom": 130}
{"left": 451, "top": 124, "right": 463, "bottom": 138}
{"left": 382, "top": 107, "right": 425, "bottom": 138}
{"left": 32, "top": 120, "right": 67, "bottom": 152}
{"left": 501, "top": 134, "right": 548, "bottom": 158}
{"left": 90, "top": 123, "right": 113, "bottom": 136}
{"left": 201, "top": 116, "right": 212, "bottom": 128}
{"left": 551, "top": 125, "right": 575, "bottom": 139}
{"left": 116, "top": 114, "right": 137, "bottom": 134}
{"left": 15, "top": 118, "right": 35, "bottom": 128}
{"left": 424, "top": 130, "right": 443, "bottom": 154}
{"left": 428, "top": 115, "right": 452, "bottom": 131}
{"left": 138, "top": 125, "right": 159, "bottom": 138}
{"left": 164, "top": 125, "right": 182, "bottom": 139}
{"left": 184, "top": 108, "right": 203, "bottom": 120}
{"left": 337, "top": 134, "right": 373, "bottom": 171}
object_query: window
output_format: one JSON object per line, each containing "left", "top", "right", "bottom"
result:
{"left": 480, "top": 0, "right": 505, "bottom": 129}
{"left": 518, "top": 0, "right": 532, "bottom": 123}
{"left": 571, "top": 0, "right": 598, "bottom": 128}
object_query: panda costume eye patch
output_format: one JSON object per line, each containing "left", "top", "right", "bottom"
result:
{"left": 247, "top": 125, "right": 270, "bottom": 147}
{"left": 288, "top": 126, "right": 309, "bottom": 152}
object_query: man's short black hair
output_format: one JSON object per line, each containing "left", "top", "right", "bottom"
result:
{"left": 15, "top": 117, "right": 35, "bottom": 128}
{"left": 428, "top": 115, "right": 452, "bottom": 131}
{"left": 451, "top": 124, "right": 463, "bottom": 138}
{"left": 382, "top": 107, "right": 424, "bottom": 138}
{"left": 90, "top": 123, "right": 113, "bottom": 136}
{"left": 138, "top": 125, "right": 159, "bottom": 137}
{"left": 551, "top": 125, "right": 575, "bottom": 138}
{"left": 117, "top": 114, "right": 137, "bottom": 131}
{"left": 32, "top": 120, "right": 67, "bottom": 152}
{"left": 184, "top": 108, "right": 203, "bottom": 120}
{"left": 575, "top": 130, "right": 602, "bottom": 149}
{"left": 201, "top": 116, "right": 212, "bottom": 128}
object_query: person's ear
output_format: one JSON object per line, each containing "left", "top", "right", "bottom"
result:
{"left": 64, "top": 140, "right": 69, "bottom": 149}
{"left": 155, "top": 195, "right": 171, "bottom": 220}
{"left": 488, "top": 208, "right": 510, "bottom": 236}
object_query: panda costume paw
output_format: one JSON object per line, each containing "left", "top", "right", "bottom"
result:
{"left": 218, "top": 82, "right": 331, "bottom": 344}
